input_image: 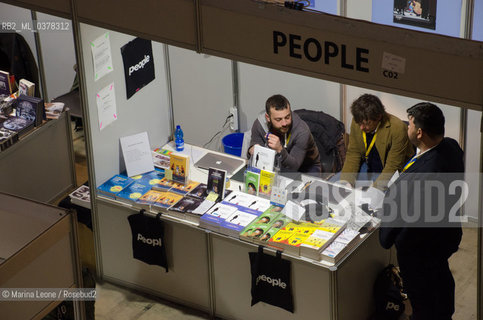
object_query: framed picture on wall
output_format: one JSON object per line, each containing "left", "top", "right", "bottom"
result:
{"left": 373, "top": 0, "right": 462, "bottom": 36}
{"left": 393, "top": 0, "right": 437, "bottom": 30}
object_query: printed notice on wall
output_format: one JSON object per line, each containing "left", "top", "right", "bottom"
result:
{"left": 120, "top": 131, "right": 154, "bottom": 177}
{"left": 381, "top": 52, "right": 406, "bottom": 74}
{"left": 96, "top": 83, "right": 117, "bottom": 131}
{"left": 91, "top": 32, "right": 114, "bottom": 81}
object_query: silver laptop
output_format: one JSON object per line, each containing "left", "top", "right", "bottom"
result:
{"left": 195, "top": 152, "right": 245, "bottom": 176}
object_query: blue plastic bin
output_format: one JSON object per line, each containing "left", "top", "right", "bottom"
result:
{"left": 222, "top": 133, "right": 244, "bottom": 157}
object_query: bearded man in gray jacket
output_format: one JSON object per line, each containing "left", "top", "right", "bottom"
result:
{"left": 248, "top": 94, "right": 321, "bottom": 174}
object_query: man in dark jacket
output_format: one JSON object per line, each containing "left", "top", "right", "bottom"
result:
{"left": 248, "top": 94, "right": 321, "bottom": 174}
{"left": 379, "top": 102, "right": 464, "bottom": 320}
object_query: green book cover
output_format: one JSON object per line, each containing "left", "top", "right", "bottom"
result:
{"left": 245, "top": 170, "right": 260, "bottom": 196}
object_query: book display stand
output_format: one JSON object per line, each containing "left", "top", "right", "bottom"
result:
{"left": 2, "top": 0, "right": 480, "bottom": 319}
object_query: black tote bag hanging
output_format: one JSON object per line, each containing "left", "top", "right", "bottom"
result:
{"left": 249, "top": 246, "right": 294, "bottom": 313}
{"left": 127, "top": 211, "right": 168, "bottom": 272}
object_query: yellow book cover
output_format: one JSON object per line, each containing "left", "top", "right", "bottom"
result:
{"left": 153, "top": 177, "right": 176, "bottom": 190}
{"left": 283, "top": 222, "right": 303, "bottom": 233}
{"left": 171, "top": 180, "right": 200, "bottom": 194}
{"left": 170, "top": 153, "right": 189, "bottom": 184}
{"left": 301, "top": 230, "right": 334, "bottom": 249}
{"left": 318, "top": 218, "right": 345, "bottom": 234}
{"left": 268, "top": 230, "right": 294, "bottom": 245}
{"left": 285, "top": 233, "right": 311, "bottom": 247}
{"left": 258, "top": 170, "right": 275, "bottom": 197}
{"left": 153, "top": 191, "right": 184, "bottom": 209}
{"left": 135, "top": 190, "right": 164, "bottom": 208}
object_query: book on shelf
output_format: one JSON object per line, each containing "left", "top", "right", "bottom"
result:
{"left": 169, "top": 153, "right": 189, "bottom": 184}
{"left": 97, "top": 174, "right": 134, "bottom": 198}
{"left": 207, "top": 167, "right": 226, "bottom": 201}
{"left": 115, "top": 181, "right": 152, "bottom": 204}
{"left": 245, "top": 170, "right": 260, "bottom": 196}
{"left": 0, "top": 70, "right": 12, "bottom": 97}
{"left": 44, "top": 102, "right": 66, "bottom": 120}
{"left": 16, "top": 94, "right": 44, "bottom": 127}
{"left": 134, "top": 189, "right": 165, "bottom": 210}
{"left": 18, "top": 79, "right": 35, "bottom": 97}
{"left": 0, "top": 127, "right": 19, "bottom": 151}
{"left": 320, "top": 229, "right": 360, "bottom": 264}
{"left": 252, "top": 144, "right": 276, "bottom": 172}
{"left": 69, "top": 185, "right": 91, "bottom": 209}
{"left": 199, "top": 203, "right": 238, "bottom": 232}
{"left": 2, "top": 116, "right": 35, "bottom": 137}
{"left": 152, "top": 148, "right": 171, "bottom": 170}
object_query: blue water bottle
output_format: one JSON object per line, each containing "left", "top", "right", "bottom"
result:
{"left": 175, "top": 125, "right": 184, "bottom": 151}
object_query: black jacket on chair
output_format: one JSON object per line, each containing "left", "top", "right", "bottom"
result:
{"left": 294, "top": 109, "right": 346, "bottom": 173}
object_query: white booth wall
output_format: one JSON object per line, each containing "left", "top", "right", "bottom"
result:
{"left": 79, "top": 23, "right": 172, "bottom": 187}
{"left": 168, "top": 46, "right": 233, "bottom": 150}
{"left": 237, "top": 62, "right": 341, "bottom": 132}
{"left": 36, "top": 12, "right": 76, "bottom": 101}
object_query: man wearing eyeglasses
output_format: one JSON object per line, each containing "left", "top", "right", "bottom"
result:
{"left": 339, "top": 93, "right": 413, "bottom": 190}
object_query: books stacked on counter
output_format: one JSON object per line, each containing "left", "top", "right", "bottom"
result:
{"left": 151, "top": 148, "right": 172, "bottom": 170}
{"left": 240, "top": 205, "right": 291, "bottom": 244}
{"left": 116, "top": 169, "right": 164, "bottom": 204}
{"left": 164, "top": 182, "right": 227, "bottom": 223}
{"left": 267, "top": 217, "right": 346, "bottom": 258}
{"left": 69, "top": 185, "right": 91, "bottom": 209}
{"left": 44, "top": 102, "right": 66, "bottom": 120}
{"left": 198, "top": 191, "right": 271, "bottom": 237}
{"left": 97, "top": 174, "right": 135, "bottom": 199}
{"left": 321, "top": 229, "right": 360, "bottom": 264}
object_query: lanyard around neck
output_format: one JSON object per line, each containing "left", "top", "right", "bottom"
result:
{"left": 284, "top": 132, "right": 291, "bottom": 148}
{"left": 402, "top": 155, "right": 417, "bottom": 172}
{"left": 362, "top": 123, "right": 380, "bottom": 159}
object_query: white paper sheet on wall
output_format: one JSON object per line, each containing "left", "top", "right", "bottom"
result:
{"left": 96, "top": 82, "right": 117, "bottom": 131}
{"left": 120, "top": 131, "right": 155, "bottom": 177}
{"left": 91, "top": 32, "right": 114, "bottom": 81}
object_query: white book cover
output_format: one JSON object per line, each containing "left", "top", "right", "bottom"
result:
{"left": 19, "top": 79, "right": 35, "bottom": 96}
{"left": 222, "top": 191, "right": 271, "bottom": 211}
{"left": 223, "top": 211, "right": 258, "bottom": 227}
{"left": 191, "top": 199, "right": 216, "bottom": 215}
{"left": 300, "top": 229, "right": 335, "bottom": 250}
{"left": 252, "top": 145, "right": 276, "bottom": 171}
{"left": 205, "top": 203, "right": 238, "bottom": 219}
{"left": 334, "top": 229, "right": 360, "bottom": 245}
{"left": 322, "top": 241, "right": 346, "bottom": 258}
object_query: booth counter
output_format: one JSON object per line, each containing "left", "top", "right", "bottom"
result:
{"left": 94, "top": 143, "right": 389, "bottom": 319}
